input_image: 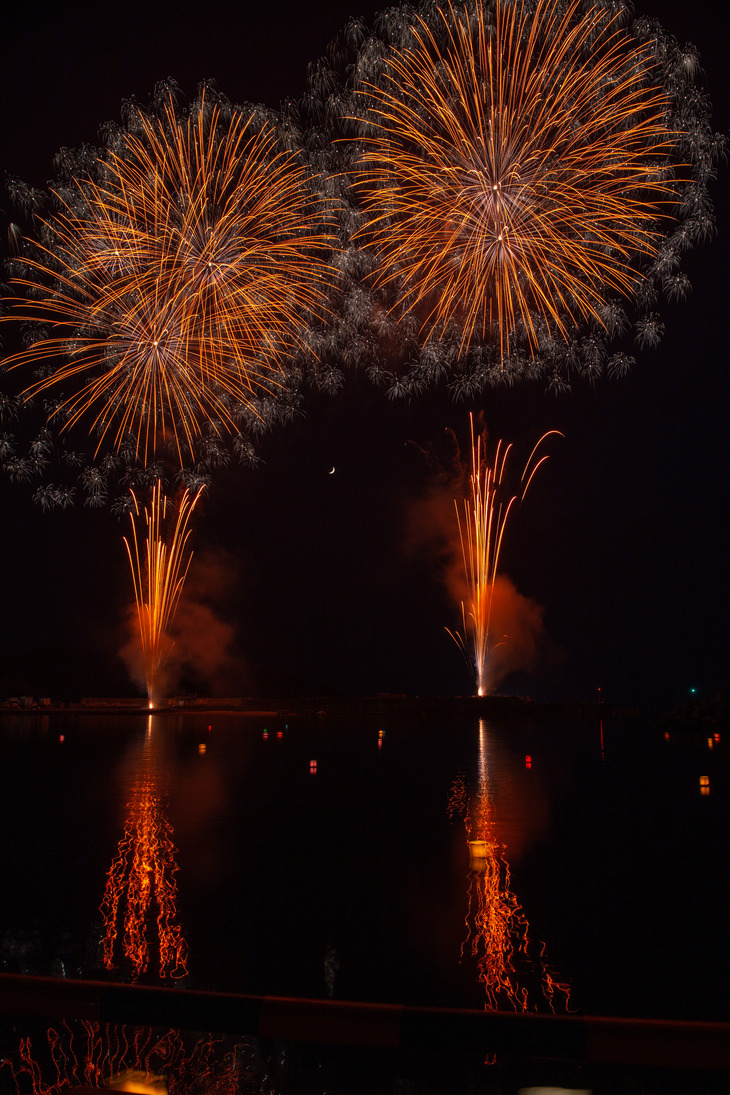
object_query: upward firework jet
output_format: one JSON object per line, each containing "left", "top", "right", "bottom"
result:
{"left": 315, "top": 0, "right": 723, "bottom": 393}
{"left": 447, "top": 414, "right": 559, "bottom": 696}
{"left": 124, "top": 481, "right": 203, "bottom": 707}
{"left": 3, "top": 84, "right": 337, "bottom": 467}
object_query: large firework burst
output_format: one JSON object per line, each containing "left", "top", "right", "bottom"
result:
{"left": 318, "top": 0, "right": 722, "bottom": 393}
{"left": 3, "top": 84, "right": 338, "bottom": 466}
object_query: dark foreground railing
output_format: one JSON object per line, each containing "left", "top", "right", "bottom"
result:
{"left": 1, "top": 973, "right": 728, "bottom": 1072}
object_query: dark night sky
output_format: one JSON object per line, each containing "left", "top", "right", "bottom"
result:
{"left": 0, "top": 0, "right": 728, "bottom": 708}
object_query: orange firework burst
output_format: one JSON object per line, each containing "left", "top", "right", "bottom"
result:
{"left": 354, "top": 0, "right": 683, "bottom": 356}
{"left": 447, "top": 414, "right": 559, "bottom": 696}
{"left": 3, "top": 85, "right": 336, "bottom": 463}
{"left": 124, "top": 480, "right": 203, "bottom": 707}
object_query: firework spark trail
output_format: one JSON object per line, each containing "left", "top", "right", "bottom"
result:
{"left": 449, "top": 719, "right": 571, "bottom": 1012}
{"left": 354, "top": 0, "right": 686, "bottom": 357}
{"left": 3, "top": 1021, "right": 255, "bottom": 1095}
{"left": 124, "top": 481, "right": 203, "bottom": 708}
{"left": 100, "top": 724, "right": 188, "bottom": 982}
{"left": 3, "top": 86, "right": 337, "bottom": 464}
{"left": 447, "top": 414, "right": 560, "bottom": 696}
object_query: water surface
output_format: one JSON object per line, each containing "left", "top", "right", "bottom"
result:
{"left": 1, "top": 703, "right": 727, "bottom": 1023}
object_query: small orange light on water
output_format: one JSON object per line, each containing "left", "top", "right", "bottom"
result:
{"left": 262, "top": 730, "right": 268, "bottom": 740}
{"left": 277, "top": 730, "right": 283, "bottom": 739}
{"left": 198, "top": 743, "right": 207, "bottom": 755}
{"left": 708, "top": 738, "right": 714, "bottom": 750}
{"left": 700, "top": 775, "right": 710, "bottom": 796}
{"left": 664, "top": 731, "right": 670, "bottom": 740}
{"left": 525, "top": 755, "right": 532, "bottom": 769}
{"left": 59, "top": 735, "right": 65, "bottom": 743}
{"left": 714, "top": 733, "right": 721, "bottom": 742}
{"left": 309, "top": 760, "right": 317, "bottom": 773}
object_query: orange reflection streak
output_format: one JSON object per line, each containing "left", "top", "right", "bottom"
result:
{"left": 124, "top": 481, "right": 203, "bottom": 708}
{"left": 449, "top": 719, "right": 571, "bottom": 1012}
{"left": 100, "top": 722, "right": 188, "bottom": 982}
{"left": 446, "top": 414, "right": 560, "bottom": 696}
{"left": 4, "top": 1022, "right": 254, "bottom": 1095}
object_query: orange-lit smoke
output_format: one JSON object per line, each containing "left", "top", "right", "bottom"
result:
{"left": 478, "top": 574, "right": 545, "bottom": 695}
{"left": 121, "top": 548, "right": 251, "bottom": 700}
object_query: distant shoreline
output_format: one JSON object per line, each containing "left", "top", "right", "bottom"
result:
{"left": 0, "top": 694, "right": 629, "bottom": 719}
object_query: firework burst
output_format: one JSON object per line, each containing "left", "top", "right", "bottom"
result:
{"left": 326, "top": 0, "right": 723, "bottom": 391}
{"left": 3, "top": 85, "right": 337, "bottom": 465}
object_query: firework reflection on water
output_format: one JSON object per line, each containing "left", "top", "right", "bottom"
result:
{"left": 449, "top": 719, "right": 571, "bottom": 1012}
{"left": 100, "top": 716, "right": 188, "bottom": 983}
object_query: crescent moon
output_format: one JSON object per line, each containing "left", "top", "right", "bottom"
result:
{"left": 329, "top": 466, "right": 336, "bottom": 475}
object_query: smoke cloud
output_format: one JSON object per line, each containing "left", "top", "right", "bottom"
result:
{"left": 477, "top": 573, "right": 545, "bottom": 693}
{"left": 120, "top": 547, "right": 251, "bottom": 699}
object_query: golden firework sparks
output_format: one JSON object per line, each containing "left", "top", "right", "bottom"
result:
{"left": 124, "top": 481, "right": 203, "bottom": 708}
{"left": 3, "top": 88, "right": 337, "bottom": 463}
{"left": 355, "top": 0, "right": 682, "bottom": 356}
{"left": 447, "top": 414, "right": 560, "bottom": 696}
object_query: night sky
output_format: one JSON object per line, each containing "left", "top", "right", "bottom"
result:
{"left": 1, "top": 0, "right": 727, "bottom": 708}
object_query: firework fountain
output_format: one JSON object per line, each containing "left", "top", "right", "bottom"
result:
{"left": 447, "top": 414, "right": 560, "bottom": 697}
{"left": 123, "top": 481, "right": 203, "bottom": 708}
